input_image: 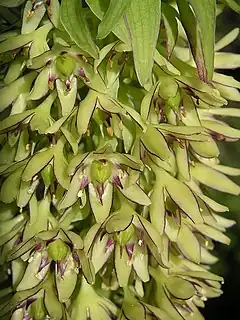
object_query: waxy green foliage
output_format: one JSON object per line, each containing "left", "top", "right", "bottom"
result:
{"left": 0, "top": 0, "right": 239, "bottom": 320}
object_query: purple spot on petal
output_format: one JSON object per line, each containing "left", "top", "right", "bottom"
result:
{"left": 38, "top": 256, "right": 49, "bottom": 273}
{"left": 125, "top": 243, "right": 134, "bottom": 259}
{"left": 26, "top": 298, "right": 36, "bottom": 310}
{"left": 57, "top": 260, "right": 68, "bottom": 278}
{"left": 65, "top": 79, "right": 71, "bottom": 90}
{"left": 72, "top": 251, "right": 80, "bottom": 264}
{"left": 96, "top": 183, "right": 104, "bottom": 204}
{"left": 78, "top": 68, "right": 86, "bottom": 78}
{"left": 112, "top": 176, "right": 123, "bottom": 189}
{"left": 80, "top": 176, "right": 89, "bottom": 190}
{"left": 106, "top": 238, "right": 114, "bottom": 251}
{"left": 35, "top": 243, "right": 42, "bottom": 251}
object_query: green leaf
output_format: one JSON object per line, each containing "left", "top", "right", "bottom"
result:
{"left": 97, "top": 0, "right": 130, "bottom": 39}
{"left": 188, "top": 0, "right": 216, "bottom": 80}
{"left": 60, "top": 0, "right": 99, "bottom": 59}
{"left": 86, "top": 0, "right": 130, "bottom": 44}
{"left": 177, "top": 0, "right": 213, "bottom": 81}
{"left": 22, "top": 148, "right": 54, "bottom": 182}
{"left": 222, "top": 0, "right": 240, "bottom": 14}
{"left": 124, "top": 0, "right": 161, "bottom": 87}
{"left": 0, "top": 0, "right": 25, "bottom": 7}
{"left": 162, "top": 3, "right": 178, "bottom": 59}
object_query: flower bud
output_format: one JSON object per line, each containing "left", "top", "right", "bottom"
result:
{"left": 30, "top": 298, "right": 46, "bottom": 320}
{"left": 166, "top": 90, "right": 181, "bottom": 112}
{"left": 159, "top": 77, "right": 178, "bottom": 100}
{"left": 47, "top": 239, "right": 69, "bottom": 261}
{"left": 91, "top": 160, "right": 112, "bottom": 184}
{"left": 117, "top": 225, "right": 135, "bottom": 246}
{"left": 41, "top": 164, "right": 54, "bottom": 187}
{"left": 55, "top": 55, "right": 76, "bottom": 77}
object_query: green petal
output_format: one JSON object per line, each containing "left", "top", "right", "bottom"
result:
{"left": 173, "top": 141, "right": 190, "bottom": 181}
{"left": 30, "top": 91, "right": 57, "bottom": 134}
{"left": 77, "top": 90, "right": 98, "bottom": 135}
{"left": 142, "top": 124, "right": 172, "bottom": 161}
{"left": 140, "top": 81, "right": 160, "bottom": 121}
{"left": 28, "top": 67, "right": 49, "bottom": 100}
{"left": 105, "top": 210, "right": 134, "bottom": 233}
{"left": 202, "top": 119, "right": 240, "bottom": 139}
{"left": 91, "top": 234, "right": 113, "bottom": 273}
{"left": 119, "top": 178, "right": 151, "bottom": 206}
{"left": 0, "top": 72, "right": 37, "bottom": 112}
{"left": 177, "top": 224, "right": 201, "bottom": 263}
{"left": 115, "top": 243, "right": 131, "bottom": 287}
{"left": 191, "top": 163, "right": 240, "bottom": 195}
{"left": 132, "top": 244, "right": 149, "bottom": 282}
{"left": 166, "top": 276, "right": 195, "bottom": 300}
{"left": 77, "top": 250, "right": 95, "bottom": 284}
{"left": 88, "top": 182, "right": 113, "bottom": 223}
{"left": 61, "top": 127, "right": 79, "bottom": 156}
{"left": 4, "top": 56, "right": 25, "bottom": 85}
{"left": 162, "top": 169, "right": 203, "bottom": 223}
{"left": 0, "top": 167, "right": 23, "bottom": 203}
{"left": 15, "top": 128, "right": 30, "bottom": 162}
{"left": 194, "top": 224, "right": 230, "bottom": 245}
{"left": 22, "top": 148, "right": 54, "bottom": 182}
{"left": 58, "top": 168, "right": 82, "bottom": 210}
{"left": 22, "top": 0, "right": 46, "bottom": 34}
{"left": 56, "top": 257, "right": 77, "bottom": 302}
{"left": 190, "top": 138, "right": 220, "bottom": 158}
{"left": 56, "top": 77, "right": 78, "bottom": 116}
{"left": 54, "top": 139, "right": 71, "bottom": 190}
{"left": 16, "top": 252, "right": 49, "bottom": 291}
{"left": 149, "top": 176, "right": 165, "bottom": 235}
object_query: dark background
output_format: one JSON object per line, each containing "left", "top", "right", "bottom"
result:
{"left": 202, "top": 8, "right": 240, "bottom": 320}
